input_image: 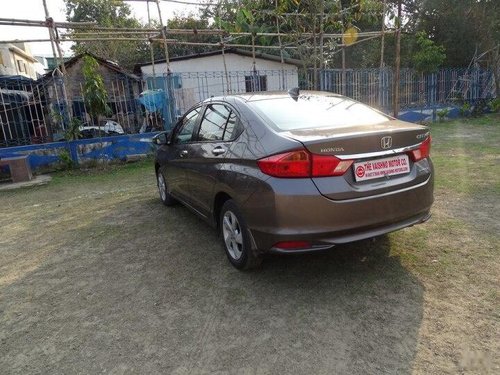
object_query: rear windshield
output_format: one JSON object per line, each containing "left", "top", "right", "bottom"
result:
{"left": 247, "top": 95, "right": 390, "bottom": 131}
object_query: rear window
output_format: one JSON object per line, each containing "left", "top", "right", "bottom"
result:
{"left": 247, "top": 95, "right": 390, "bottom": 131}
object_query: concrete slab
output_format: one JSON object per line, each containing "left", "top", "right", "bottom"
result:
{"left": 0, "top": 175, "right": 52, "bottom": 191}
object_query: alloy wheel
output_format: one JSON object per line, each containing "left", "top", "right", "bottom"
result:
{"left": 222, "top": 211, "right": 244, "bottom": 260}
{"left": 157, "top": 173, "right": 167, "bottom": 202}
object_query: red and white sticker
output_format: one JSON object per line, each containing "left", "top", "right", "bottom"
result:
{"left": 353, "top": 154, "right": 410, "bottom": 182}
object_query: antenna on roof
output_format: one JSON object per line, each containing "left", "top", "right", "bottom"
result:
{"left": 288, "top": 87, "right": 300, "bottom": 101}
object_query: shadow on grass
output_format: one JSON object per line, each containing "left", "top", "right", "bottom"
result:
{"left": 0, "top": 196, "right": 424, "bottom": 374}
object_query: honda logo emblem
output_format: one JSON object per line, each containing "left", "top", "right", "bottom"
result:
{"left": 381, "top": 136, "right": 392, "bottom": 149}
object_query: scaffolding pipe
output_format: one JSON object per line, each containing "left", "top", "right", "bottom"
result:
{"left": 155, "top": 0, "right": 171, "bottom": 73}
{"left": 120, "top": 80, "right": 132, "bottom": 132}
{"left": 146, "top": 0, "right": 157, "bottom": 88}
{"left": 0, "top": 17, "right": 392, "bottom": 38}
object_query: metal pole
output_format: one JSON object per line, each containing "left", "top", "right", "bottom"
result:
{"left": 0, "top": 89, "right": 13, "bottom": 139}
{"left": 35, "top": 85, "right": 48, "bottom": 138}
{"left": 24, "top": 84, "right": 37, "bottom": 138}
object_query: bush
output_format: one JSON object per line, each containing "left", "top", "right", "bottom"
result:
{"left": 471, "top": 100, "right": 489, "bottom": 117}
{"left": 459, "top": 103, "right": 471, "bottom": 117}
{"left": 437, "top": 108, "right": 449, "bottom": 122}
{"left": 488, "top": 98, "right": 500, "bottom": 113}
{"left": 58, "top": 149, "right": 74, "bottom": 170}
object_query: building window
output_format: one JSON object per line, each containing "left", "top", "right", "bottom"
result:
{"left": 245, "top": 74, "right": 267, "bottom": 92}
{"left": 17, "top": 60, "right": 26, "bottom": 73}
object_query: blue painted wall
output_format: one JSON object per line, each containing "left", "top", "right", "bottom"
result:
{"left": 0, "top": 133, "right": 158, "bottom": 173}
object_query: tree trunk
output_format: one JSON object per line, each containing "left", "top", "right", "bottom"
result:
{"left": 393, "top": 0, "right": 402, "bottom": 118}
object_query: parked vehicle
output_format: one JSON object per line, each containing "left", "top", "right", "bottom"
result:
{"left": 153, "top": 90, "right": 434, "bottom": 269}
{"left": 79, "top": 120, "right": 125, "bottom": 138}
{"left": 79, "top": 124, "right": 124, "bottom": 139}
{"left": 94, "top": 119, "right": 125, "bottom": 135}
{"left": 55, "top": 120, "right": 125, "bottom": 141}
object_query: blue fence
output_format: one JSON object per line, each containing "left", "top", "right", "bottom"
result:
{"left": 302, "top": 68, "right": 496, "bottom": 111}
{"left": 0, "top": 133, "right": 157, "bottom": 172}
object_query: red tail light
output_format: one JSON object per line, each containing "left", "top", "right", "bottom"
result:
{"left": 257, "top": 150, "right": 310, "bottom": 177}
{"left": 311, "top": 154, "right": 353, "bottom": 177}
{"left": 409, "top": 136, "right": 431, "bottom": 162}
{"left": 257, "top": 149, "right": 353, "bottom": 178}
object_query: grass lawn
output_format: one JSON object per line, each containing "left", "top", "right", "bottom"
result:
{"left": 0, "top": 114, "right": 498, "bottom": 374}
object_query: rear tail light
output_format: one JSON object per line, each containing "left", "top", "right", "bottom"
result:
{"left": 257, "top": 149, "right": 353, "bottom": 178}
{"left": 311, "top": 154, "right": 353, "bottom": 177}
{"left": 257, "top": 150, "right": 310, "bottom": 177}
{"left": 409, "top": 136, "right": 431, "bottom": 162}
{"left": 273, "top": 241, "right": 311, "bottom": 250}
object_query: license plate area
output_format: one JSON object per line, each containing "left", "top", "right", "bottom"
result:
{"left": 353, "top": 154, "right": 410, "bottom": 182}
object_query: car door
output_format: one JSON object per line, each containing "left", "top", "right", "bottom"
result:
{"left": 161, "top": 106, "right": 202, "bottom": 203}
{"left": 182, "top": 103, "right": 241, "bottom": 217}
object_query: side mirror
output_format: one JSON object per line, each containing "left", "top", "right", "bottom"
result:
{"left": 152, "top": 131, "right": 170, "bottom": 146}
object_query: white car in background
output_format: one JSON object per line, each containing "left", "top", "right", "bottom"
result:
{"left": 79, "top": 120, "right": 125, "bottom": 138}
{"left": 99, "top": 120, "right": 125, "bottom": 134}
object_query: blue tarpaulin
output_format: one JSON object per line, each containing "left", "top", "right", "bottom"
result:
{"left": 138, "top": 89, "right": 173, "bottom": 130}
{"left": 138, "top": 89, "right": 164, "bottom": 112}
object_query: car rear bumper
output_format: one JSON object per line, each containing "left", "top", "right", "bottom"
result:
{"left": 243, "top": 174, "right": 434, "bottom": 253}
{"left": 266, "top": 211, "right": 431, "bottom": 254}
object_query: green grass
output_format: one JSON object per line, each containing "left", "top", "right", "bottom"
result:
{"left": 430, "top": 113, "right": 500, "bottom": 194}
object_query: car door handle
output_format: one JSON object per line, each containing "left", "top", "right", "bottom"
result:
{"left": 211, "top": 147, "right": 226, "bottom": 156}
{"left": 180, "top": 150, "right": 188, "bottom": 158}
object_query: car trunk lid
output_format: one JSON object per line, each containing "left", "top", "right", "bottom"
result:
{"left": 281, "top": 120, "right": 429, "bottom": 156}
{"left": 281, "top": 120, "right": 432, "bottom": 200}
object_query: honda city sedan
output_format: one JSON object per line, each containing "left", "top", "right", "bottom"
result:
{"left": 153, "top": 90, "right": 434, "bottom": 269}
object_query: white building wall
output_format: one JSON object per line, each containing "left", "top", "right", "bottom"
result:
{"left": 0, "top": 44, "right": 39, "bottom": 79}
{"left": 141, "top": 53, "right": 299, "bottom": 110}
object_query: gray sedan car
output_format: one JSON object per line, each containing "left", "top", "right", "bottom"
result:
{"left": 153, "top": 91, "right": 434, "bottom": 269}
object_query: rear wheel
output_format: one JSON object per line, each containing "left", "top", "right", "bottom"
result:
{"left": 157, "top": 170, "right": 176, "bottom": 206}
{"left": 220, "top": 200, "right": 262, "bottom": 270}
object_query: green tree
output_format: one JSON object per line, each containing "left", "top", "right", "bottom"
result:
{"left": 65, "top": 0, "right": 147, "bottom": 70}
{"left": 82, "top": 55, "right": 111, "bottom": 125}
{"left": 413, "top": 31, "right": 445, "bottom": 73}
{"left": 206, "top": 1, "right": 381, "bottom": 66}
{"left": 418, "top": 0, "right": 499, "bottom": 94}
{"left": 166, "top": 15, "right": 219, "bottom": 58}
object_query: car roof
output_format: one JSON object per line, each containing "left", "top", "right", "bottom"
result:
{"left": 203, "top": 90, "right": 345, "bottom": 104}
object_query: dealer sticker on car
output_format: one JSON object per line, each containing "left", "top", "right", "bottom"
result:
{"left": 354, "top": 154, "right": 410, "bottom": 182}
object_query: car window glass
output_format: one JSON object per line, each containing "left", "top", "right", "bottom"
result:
{"left": 247, "top": 95, "right": 390, "bottom": 131}
{"left": 198, "top": 104, "right": 231, "bottom": 142}
{"left": 175, "top": 107, "right": 200, "bottom": 144}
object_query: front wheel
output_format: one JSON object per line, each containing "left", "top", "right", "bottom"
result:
{"left": 157, "top": 170, "right": 176, "bottom": 206}
{"left": 220, "top": 200, "right": 262, "bottom": 270}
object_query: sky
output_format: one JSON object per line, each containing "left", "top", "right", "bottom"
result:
{"left": 0, "top": 0, "right": 205, "bottom": 56}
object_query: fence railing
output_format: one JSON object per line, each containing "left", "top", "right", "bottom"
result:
{"left": 301, "top": 67, "right": 496, "bottom": 111}
{"left": 1, "top": 67, "right": 496, "bottom": 149}
{"left": 143, "top": 69, "right": 299, "bottom": 128}
{"left": 0, "top": 74, "right": 142, "bottom": 148}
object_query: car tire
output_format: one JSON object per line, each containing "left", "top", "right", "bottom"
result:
{"left": 157, "top": 169, "right": 176, "bottom": 206}
{"left": 220, "top": 200, "right": 262, "bottom": 270}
